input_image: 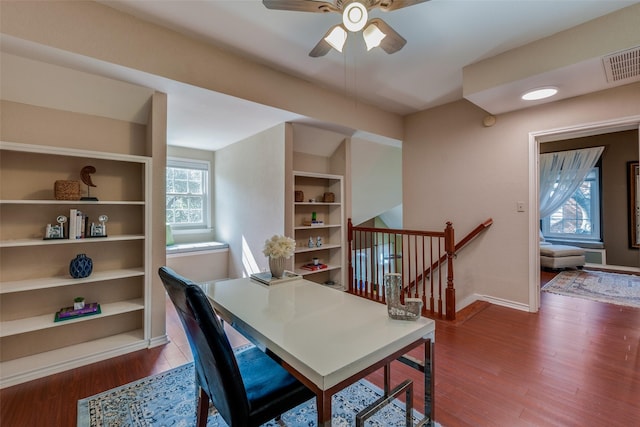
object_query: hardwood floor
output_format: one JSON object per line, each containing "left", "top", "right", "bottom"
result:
{"left": 2, "top": 270, "right": 639, "bottom": 426}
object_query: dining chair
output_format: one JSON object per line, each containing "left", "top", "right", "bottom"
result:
{"left": 158, "top": 266, "right": 315, "bottom": 427}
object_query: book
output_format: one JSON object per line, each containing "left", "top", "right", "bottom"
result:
{"left": 303, "top": 220, "right": 324, "bottom": 226}
{"left": 250, "top": 271, "right": 301, "bottom": 286}
{"left": 69, "top": 208, "right": 77, "bottom": 239}
{"left": 54, "top": 302, "right": 101, "bottom": 322}
{"left": 301, "top": 263, "right": 328, "bottom": 271}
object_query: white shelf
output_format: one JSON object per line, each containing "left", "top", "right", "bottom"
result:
{"left": 294, "top": 224, "right": 341, "bottom": 230}
{"left": 293, "top": 170, "right": 343, "bottom": 180}
{"left": 0, "top": 140, "right": 150, "bottom": 163}
{"left": 0, "top": 199, "right": 144, "bottom": 205}
{"left": 0, "top": 268, "right": 145, "bottom": 294}
{"left": 0, "top": 330, "right": 147, "bottom": 389}
{"left": 0, "top": 298, "right": 145, "bottom": 337}
{"left": 294, "top": 202, "right": 341, "bottom": 206}
{"left": 0, "top": 234, "right": 145, "bottom": 248}
{"left": 295, "top": 244, "right": 341, "bottom": 253}
{"left": 294, "top": 264, "right": 341, "bottom": 276}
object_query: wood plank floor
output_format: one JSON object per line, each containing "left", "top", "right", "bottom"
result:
{"left": 2, "top": 270, "right": 639, "bottom": 426}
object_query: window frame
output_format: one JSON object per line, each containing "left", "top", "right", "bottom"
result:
{"left": 166, "top": 157, "right": 210, "bottom": 231}
{"left": 541, "top": 166, "right": 602, "bottom": 243}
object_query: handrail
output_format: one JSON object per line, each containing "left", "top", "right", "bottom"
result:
{"left": 348, "top": 219, "right": 456, "bottom": 320}
{"left": 406, "top": 218, "right": 493, "bottom": 296}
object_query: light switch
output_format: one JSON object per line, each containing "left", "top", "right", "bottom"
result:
{"left": 517, "top": 201, "right": 525, "bottom": 212}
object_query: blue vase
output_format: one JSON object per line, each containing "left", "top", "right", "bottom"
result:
{"left": 70, "top": 253, "right": 93, "bottom": 279}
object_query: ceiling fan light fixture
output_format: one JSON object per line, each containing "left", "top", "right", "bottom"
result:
{"left": 343, "top": 2, "right": 368, "bottom": 32}
{"left": 324, "top": 26, "right": 347, "bottom": 52}
{"left": 363, "top": 23, "right": 386, "bottom": 50}
{"left": 521, "top": 87, "right": 558, "bottom": 101}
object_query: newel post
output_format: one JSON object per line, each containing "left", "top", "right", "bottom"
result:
{"left": 444, "top": 222, "right": 456, "bottom": 320}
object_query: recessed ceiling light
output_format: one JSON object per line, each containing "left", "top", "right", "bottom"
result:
{"left": 521, "top": 87, "right": 558, "bottom": 101}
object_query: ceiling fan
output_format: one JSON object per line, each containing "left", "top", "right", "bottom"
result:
{"left": 262, "top": 0, "right": 429, "bottom": 57}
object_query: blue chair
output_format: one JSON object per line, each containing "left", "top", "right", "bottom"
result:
{"left": 158, "top": 267, "right": 315, "bottom": 427}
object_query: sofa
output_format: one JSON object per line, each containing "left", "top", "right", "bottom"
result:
{"left": 539, "top": 232, "right": 585, "bottom": 270}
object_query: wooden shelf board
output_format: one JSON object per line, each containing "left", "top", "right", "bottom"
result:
{"left": 294, "top": 224, "right": 341, "bottom": 230}
{"left": 0, "top": 330, "right": 146, "bottom": 388}
{"left": 0, "top": 299, "right": 144, "bottom": 337}
{"left": 294, "top": 202, "right": 341, "bottom": 206}
{"left": 294, "top": 265, "right": 341, "bottom": 276}
{"left": 0, "top": 235, "right": 145, "bottom": 248}
{"left": 293, "top": 170, "right": 343, "bottom": 180}
{"left": 294, "top": 244, "right": 341, "bottom": 253}
{"left": 0, "top": 268, "right": 145, "bottom": 294}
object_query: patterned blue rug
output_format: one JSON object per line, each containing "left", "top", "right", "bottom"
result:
{"left": 78, "top": 346, "right": 435, "bottom": 426}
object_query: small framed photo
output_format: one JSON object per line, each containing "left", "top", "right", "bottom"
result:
{"left": 44, "top": 215, "right": 67, "bottom": 240}
{"left": 90, "top": 224, "right": 106, "bottom": 237}
{"left": 45, "top": 224, "right": 64, "bottom": 239}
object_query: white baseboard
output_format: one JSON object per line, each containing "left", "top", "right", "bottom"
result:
{"left": 149, "top": 335, "right": 170, "bottom": 348}
{"left": 457, "top": 293, "right": 530, "bottom": 313}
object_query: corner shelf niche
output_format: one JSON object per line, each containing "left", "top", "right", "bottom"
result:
{"left": 292, "top": 171, "right": 345, "bottom": 288}
{"left": 0, "top": 141, "right": 152, "bottom": 388}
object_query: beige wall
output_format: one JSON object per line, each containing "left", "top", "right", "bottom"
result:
{"left": 541, "top": 130, "right": 639, "bottom": 267}
{"left": 215, "top": 124, "right": 287, "bottom": 278}
{"left": 404, "top": 83, "right": 640, "bottom": 309}
{"left": 166, "top": 250, "right": 229, "bottom": 283}
{"left": 351, "top": 138, "right": 402, "bottom": 225}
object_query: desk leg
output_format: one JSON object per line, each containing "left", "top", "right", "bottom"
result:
{"left": 397, "top": 338, "right": 434, "bottom": 427}
{"left": 424, "top": 338, "right": 434, "bottom": 425}
{"left": 317, "top": 391, "right": 332, "bottom": 427}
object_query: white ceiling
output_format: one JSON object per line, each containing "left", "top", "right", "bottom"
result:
{"left": 3, "top": 1, "right": 639, "bottom": 151}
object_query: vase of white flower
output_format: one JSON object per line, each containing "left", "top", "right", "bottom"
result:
{"left": 263, "top": 234, "right": 296, "bottom": 278}
{"left": 268, "top": 257, "right": 286, "bottom": 279}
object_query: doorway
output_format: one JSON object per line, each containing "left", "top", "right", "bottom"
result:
{"left": 527, "top": 116, "right": 640, "bottom": 312}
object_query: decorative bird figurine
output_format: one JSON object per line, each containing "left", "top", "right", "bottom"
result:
{"left": 80, "top": 166, "right": 98, "bottom": 201}
{"left": 80, "top": 166, "right": 97, "bottom": 187}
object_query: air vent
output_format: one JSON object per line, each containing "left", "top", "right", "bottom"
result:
{"left": 603, "top": 46, "right": 640, "bottom": 83}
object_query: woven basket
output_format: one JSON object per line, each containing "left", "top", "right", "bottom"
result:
{"left": 54, "top": 180, "right": 81, "bottom": 200}
{"left": 294, "top": 190, "right": 304, "bottom": 202}
{"left": 323, "top": 192, "right": 335, "bottom": 203}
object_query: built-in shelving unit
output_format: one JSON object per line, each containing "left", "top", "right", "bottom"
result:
{"left": 0, "top": 141, "right": 152, "bottom": 388}
{"left": 292, "top": 171, "right": 345, "bottom": 288}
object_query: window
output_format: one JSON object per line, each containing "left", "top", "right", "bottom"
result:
{"left": 542, "top": 167, "right": 601, "bottom": 241}
{"left": 166, "top": 158, "right": 209, "bottom": 229}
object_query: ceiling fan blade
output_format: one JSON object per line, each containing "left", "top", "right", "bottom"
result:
{"left": 262, "top": 0, "right": 338, "bottom": 13}
{"left": 374, "top": 0, "right": 430, "bottom": 12}
{"left": 309, "top": 38, "right": 332, "bottom": 57}
{"left": 369, "top": 18, "right": 406, "bottom": 54}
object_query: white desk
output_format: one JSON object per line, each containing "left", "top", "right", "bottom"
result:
{"left": 205, "top": 277, "right": 435, "bottom": 426}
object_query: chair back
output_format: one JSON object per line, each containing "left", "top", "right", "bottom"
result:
{"left": 158, "top": 266, "right": 251, "bottom": 425}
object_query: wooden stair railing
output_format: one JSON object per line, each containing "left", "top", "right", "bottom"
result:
{"left": 348, "top": 219, "right": 456, "bottom": 320}
{"left": 406, "top": 218, "right": 493, "bottom": 296}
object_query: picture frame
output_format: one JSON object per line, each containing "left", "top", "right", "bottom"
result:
{"left": 629, "top": 161, "right": 639, "bottom": 249}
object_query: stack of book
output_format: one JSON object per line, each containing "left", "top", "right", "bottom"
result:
{"left": 68, "top": 208, "right": 89, "bottom": 239}
{"left": 303, "top": 220, "right": 324, "bottom": 226}
{"left": 54, "top": 302, "right": 101, "bottom": 322}
{"left": 301, "top": 263, "right": 328, "bottom": 271}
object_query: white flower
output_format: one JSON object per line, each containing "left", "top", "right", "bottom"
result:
{"left": 263, "top": 234, "right": 296, "bottom": 259}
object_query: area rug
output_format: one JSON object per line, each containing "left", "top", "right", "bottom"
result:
{"left": 542, "top": 270, "right": 640, "bottom": 308}
{"left": 78, "top": 346, "right": 435, "bottom": 426}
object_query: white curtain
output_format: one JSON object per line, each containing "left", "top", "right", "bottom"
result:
{"left": 539, "top": 146, "right": 604, "bottom": 219}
